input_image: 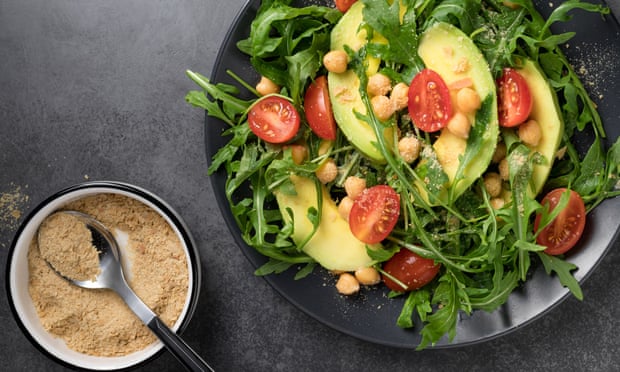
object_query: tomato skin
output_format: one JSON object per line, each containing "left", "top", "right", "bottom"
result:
{"left": 497, "top": 67, "right": 533, "bottom": 127}
{"left": 348, "top": 185, "right": 400, "bottom": 244}
{"left": 407, "top": 68, "right": 453, "bottom": 132}
{"left": 304, "top": 76, "right": 337, "bottom": 140}
{"left": 382, "top": 249, "right": 440, "bottom": 292}
{"left": 534, "top": 188, "right": 586, "bottom": 256}
{"left": 335, "top": 0, "right": 357, "bottom": 12}
{"left": 248, "top": 96, "right": 300, "bottom": 143}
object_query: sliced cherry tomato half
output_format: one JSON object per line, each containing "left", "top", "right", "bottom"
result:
{"left": 304, "top": 76, "right": 337, "bottom": 140}
{"left": 382, "top": 249, "right": 440, "bottom": 292}
{"left": 407, "top": 68, "right": 453, "bottom": 132}
{"left": 348, "top": 185, "right": 400, "bottom": 244}
{"left": 497, "top": 67, "right": 533, "bottom": 127}
{"left": 534, "top": 188, "right": 586, "bottom": 256}
{"left": 335, "top": 0, "right": 357, "bottom": 12}
{"left": 248, "top": 96, "right": 300, "bottom": 143}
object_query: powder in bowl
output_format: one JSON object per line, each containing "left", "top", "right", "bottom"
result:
{"left": 27, "top": 193, "right": 189, "bottom": 357}
{"left": 37, "top": 212, "right": 101, "bottom": 282}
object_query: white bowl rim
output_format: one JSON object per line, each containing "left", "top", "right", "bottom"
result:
{"left": 5, "top": 180, "right": 201, "bottom": 371}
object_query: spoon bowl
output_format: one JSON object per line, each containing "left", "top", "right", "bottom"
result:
{"left": 39, "top": 210, "right": 213, "bottom": 372}
{"left": 40, "top": 211, "right": 122, "bottom": 290}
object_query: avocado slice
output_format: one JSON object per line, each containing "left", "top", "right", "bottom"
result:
{"left": 515, "top": 59, "right": 564, "bottom": 196}
{"left": 415, "top": 22, "right": 499, "bottom": 203}
{"left": 274, "top": 175, "right": 379, "bottom": 271}
{"left": 327, "top": 1, "right": 394, "bottom": 162}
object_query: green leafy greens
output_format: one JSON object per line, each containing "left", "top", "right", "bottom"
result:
{"left": 186, "top": 0, "right": 619, "bottom": 350}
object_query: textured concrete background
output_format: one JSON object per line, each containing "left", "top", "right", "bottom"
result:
{"left": 1, "top": 0, "right": 619, "bottom": 371}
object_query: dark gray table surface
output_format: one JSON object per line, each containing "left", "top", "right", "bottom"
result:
{"left": 1, "top": 1, "right": 619, "bottom": 371}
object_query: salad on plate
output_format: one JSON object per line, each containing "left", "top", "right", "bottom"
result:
{"left": 186, "top": 0, "right": 620, "bottom": 349}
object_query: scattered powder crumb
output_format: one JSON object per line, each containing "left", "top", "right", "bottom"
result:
{"left": 0, "top": 183, "right": 30, "bottom": 247}
{"left": 28, "top": 193, "right": 189, "bottom": 357}
{"left": 37, "top": 212, "right": 101, "bottom": 282}
{"left": 568, "top": 41, "right": 620, "bottom": 103}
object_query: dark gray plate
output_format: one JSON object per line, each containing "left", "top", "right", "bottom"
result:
{"left": 204, "top": 0, "right": 620, "bottom": 348}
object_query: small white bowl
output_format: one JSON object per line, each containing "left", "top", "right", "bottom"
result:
{"left": 6, "top": 181, "right": 201, "bottom": 371}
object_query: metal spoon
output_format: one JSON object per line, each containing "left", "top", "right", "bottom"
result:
{"left": 39, "top": 210, "right": 214, "bottom": 372}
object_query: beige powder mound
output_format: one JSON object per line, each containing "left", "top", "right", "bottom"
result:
{"left": 38, "top": 212, "right": 101, "bottom": 282}
{"left": 28, "top": 193, "right": 189, "bottom": 357}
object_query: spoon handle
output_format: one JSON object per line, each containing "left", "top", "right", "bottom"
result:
{"left": 112, "top": 279, "right": 214, "bottom": 371}
{"left": 147, "top": 316, "right": 215, "bottom": 372}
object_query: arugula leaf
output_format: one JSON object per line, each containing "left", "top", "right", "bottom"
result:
{"left": 468, "top": 2, "right": 527, "bottom": 75}
{"left": 367, "top": 244, "right": 399, "bottom": 262}
{"left": 417, "top": 273, "right": 468, "bottom": 350}
{"left": 468, "top": 265, "right": 519, "bottom": 312}
{"left": 505, "top": 144, "right": 538, "bottom": 281}
{"left": 541, "top": 1, "right": 609, "bottom": 39}
{"left": 207, "top": 124, "right": 252, "bottom": 175}
{"left": 397, "top": 289, "right": 432, "bottom": 328}
{"left": 255, "top": 258, "right": 296, "bottom": 276}
{"left": 416, "top": 146, "right": 449, "bottom": 197}
{"left": 573, "top": 137, "right": 604, "bottom": 196}
{"left": 536, "top": 252, "right": 583, "bottom": 300}
{"left": 426, "top": 0, "right": 482, "bottom": 35}
{"left": 362, "top": 0, "right": 423, "bottom": 67}
{"left": 237, "top": 0, "right": 340, "bottom": 103}
{"left": 185, "top": 70, "right": 251, "bottom": 124}
{"left": 225, "top": 143, "right": 279, "bottom": 201}
{"left": 582, "top": 136, "right": 620, "bottom": 209}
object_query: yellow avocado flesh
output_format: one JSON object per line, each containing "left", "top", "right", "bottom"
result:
{"left": 516, "top": 59, "right": 564, "bottom": 196}
{"left": 274, "top": 175, "right": 379, "bottom": 271}
{"left": 416, "top": 22, "right": 499, "bottom": 203}
{"left": 328, "top": 1, "right": 394, "bottom": 163}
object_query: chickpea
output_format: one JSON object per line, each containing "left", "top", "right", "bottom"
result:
{"left": 283, "top": 143, "right": 308, "bottom": 165}
{"left": 292, "top": 145, "right": 308, "bottom": 165}
{"left": 447, "top": 112, "right": 471, "bottom": 139}
{"left": 338, "top": 196, "right": 354, "bottom": 221}
{"left": 371, "top": 95, "right": 394, "bottom": 121}
{"left": 344, "top": 176, "right": 366, "bottom": 200}
{"left": 498, "top": 158, "right": 510, "bottom": 181}
{"left": 390, "top": 82, "right": 409, "bottom": 111}
{"left": 398, "top": 136, "right": 422, "bottom": 163}
{"left": 316, "top": 158, "right": 338, "bottom": 184}
{"left": 255, "top": 76, "right": 280, "bottom": 96}
{"left": 518, "top": 119, "right": 542, "bottom": 147}
{"left": 367, "top": 73, "right": 392, "bottom": 97}
{"left": 323, "top": 50, "right": 348, "bottom": 73}
{"left": 336, "top": 272, "right": 360, "bottom": 295}
{"left": 490, "top": 197, "right": 505, "bottom": 210}
{"left": 492, "top": 142, "right": 507, "bottom": 163}
{"left": 483, "top": 172, "right": 503, "bottom": 198}
{"left": 456, "top": 87, "right": 481, "bottom": 114}
{"left": 355, "top": 267, "right": 381, "bottom": 286}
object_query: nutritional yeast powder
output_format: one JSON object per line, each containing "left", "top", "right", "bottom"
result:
{"left": 37, "top": 212, "right": 101, "bottom": 282}
{"left": 27, "top": 193, "right": 189, "bottom": 356}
